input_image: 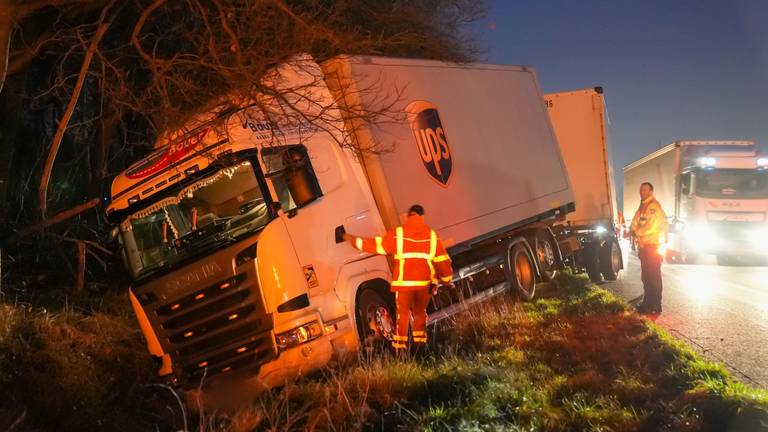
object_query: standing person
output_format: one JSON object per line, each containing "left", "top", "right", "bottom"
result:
{"left": 343, "top": 204, "right": 454, "bottom": 352}
{"left": 631, "top": 182, "right": 668, "bottom": 314}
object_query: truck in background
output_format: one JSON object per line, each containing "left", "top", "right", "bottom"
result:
{"left": 623, "top": 141, "right": 768, "bottom": 265}
{"left": 105, "top": 55, "right": 577, "bottom": 395}
{"left": 544, "top": 87, "right": 624, "bottom": 282}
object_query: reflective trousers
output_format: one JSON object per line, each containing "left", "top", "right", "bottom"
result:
{"left": 392, "top": 289, "right": 431, "bottom": 350}
{"left": 639, "top": 245, "right": 663, "bottom": 310}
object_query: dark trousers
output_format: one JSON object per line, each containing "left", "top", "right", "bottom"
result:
{"left": 639, "top": 245, "right": 663, "bottom": 310}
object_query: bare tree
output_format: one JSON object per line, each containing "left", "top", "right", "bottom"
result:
{"left": 0, "top": 0, "right": 486, "bottom": 287}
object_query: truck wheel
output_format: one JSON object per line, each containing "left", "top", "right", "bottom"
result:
{"left": 599, "top": 239, "right": 621, "bottom": 281}
{"left": 535, "top": 230, "right": 558, "bottom": 282}
{"left": 584, "top": 245, "right": 603, "bottom": 283}
{"left": 680, "top": 252, "right": 697, "bottom": 265}
{"left": 507, "top": 243, "right": 536, "bottom": 301}
{"left": 664, "top": 250, "right": 678, "bottom": 264}
{"left": 356, "top": 289, "right": 396, "bottom": 345}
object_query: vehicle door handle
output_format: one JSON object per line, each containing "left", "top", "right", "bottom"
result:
{"left": 335, "top": 225, "right": 346, "bottom": 244}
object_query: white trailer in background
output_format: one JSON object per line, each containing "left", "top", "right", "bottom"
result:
{"left": 624, "top": 141, "right": 768, "bottom": 265}
{"left": 105, "top": 55, "right": 577, "bottom": 394}
{"left": 544, "top": 87, "right": 623, "bottom": 282}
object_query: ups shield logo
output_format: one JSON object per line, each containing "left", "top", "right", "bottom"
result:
{"left": 406, "top": 101, "right": 452, "bottom": 187}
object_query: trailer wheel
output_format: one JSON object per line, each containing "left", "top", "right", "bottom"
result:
{"left": 664, "top": 250, "right": 678, "bottom": 264}
{"left": 356, "top": 288, "right": 396, "bottom": 346}
{"left": 508, "top": 243, "right": 536, "bottom": 301}
{"left": 535, "top": 230, "right": 558, "bottom": 282}
{"left": 584, "top": 245, "right": 603, "bottom": 283}
{"left": 599, "top": 239, "right": 621, "bottom": 281}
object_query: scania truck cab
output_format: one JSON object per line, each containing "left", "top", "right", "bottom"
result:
{"left": 108, "top": 111, "right": 383, "bottom": 391}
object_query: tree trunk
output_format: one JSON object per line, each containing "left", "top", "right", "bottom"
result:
{"left": 0, "top": 6, "right": 12, "bottom": 96}
{"left": 75, "top": 241, "right": 86, "bottom": 291}
{"left": 38, "top": 0, "right": 115, "bottom": 217}
{"left": 91, "top": 111, "right": 119, "bottom": 198}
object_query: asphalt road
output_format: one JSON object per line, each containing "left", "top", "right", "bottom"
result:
{"left": 604, "top": 244, "right": 768, "bottom": 389}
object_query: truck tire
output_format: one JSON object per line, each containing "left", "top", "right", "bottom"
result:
{"left": 599, "top": 238, "right": 621, "bottom": 281}
{"left": 664, "top": 250, "right": 677, "bottom": 264}
{"left": 681, "top": 252, "right": 698, "bottom": 265}
{"left": 667, "top": 248, "right": 696, "bottom": 265}
{"left": 534, "top": 229, "right": 558, "bottom": 282}
{"left": 507, "top": 243, "right": 536, "bottom": 301}
{"left": 584, "top": 244, "right": 603, "bottom": 283}
{"left": 356, "top": 288, "right": 396, "bottom": 346}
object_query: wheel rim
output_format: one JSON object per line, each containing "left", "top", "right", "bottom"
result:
{"left": 514, "top": 251, "right": 534, "bottom": 294}
{"left": 537, "top": 238, "right": 555, "bottom": 269}
{"left": 367, "top": 304, "right": 394, "bottom": 341}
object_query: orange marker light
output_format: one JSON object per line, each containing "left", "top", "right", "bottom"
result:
{"left": 236, "top": 346, "right": 247, "bottom": 353}
{"left": 198, "top": 361, "right": 208, "bottom": 368}
{"left": 184, "top": 331, "right": 194, "bottom": 338}
{"left": 228, "top": 314, "right": 238, "bottom": 320}
{"left": 171, "top": 304, "right": 180, "bottom": 311}
{"left": 195, "top": 293, "right": 205, "bottom": 300}
{"left": 219, "top": 282, "right": 230, "bottom": 289}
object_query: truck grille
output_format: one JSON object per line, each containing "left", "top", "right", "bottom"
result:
{"left": 137, "top": 272, "right": 276, "bottom": 387}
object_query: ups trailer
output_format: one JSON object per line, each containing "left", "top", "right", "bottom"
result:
{"left": 544, "top": 87, "right": 623, "bottom": 282}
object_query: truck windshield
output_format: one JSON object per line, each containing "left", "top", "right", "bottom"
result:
{"left": 696, "top": 169, "right": 768, "bottom": 198}
{"left": 120, "top": 160, "right": 271, "bottom": 278}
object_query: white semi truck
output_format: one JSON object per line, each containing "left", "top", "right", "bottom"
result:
{"left": 544, "top": 87, "right": 623, "bottom": 282}
{"left": 624, "top": 141, "right": 768, "bottom": 265}
{"left": 106, "top": 56, "right": 576, "bottom": 392}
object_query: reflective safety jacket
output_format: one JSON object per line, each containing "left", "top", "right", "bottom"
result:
{"left": 351, "top": 215, "right": 453, "bottom": 291}
{"left": 631, "top": 196, "right": 668, "bottom": 247}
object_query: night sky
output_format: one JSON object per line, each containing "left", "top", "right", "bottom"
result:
{"left": 480, "top": 0, "right": 768, "bottom": 201}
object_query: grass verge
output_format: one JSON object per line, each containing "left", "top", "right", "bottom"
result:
{"left": 217, "top": 273, "right": 768, "bottom": 432}
{"left": 0, "top": 290, "right": 182, "bottom": 431}
{"left": 2, "top": 273, "right": 768, "bottom": 431}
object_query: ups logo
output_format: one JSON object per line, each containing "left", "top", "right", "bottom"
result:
{"left": 406, "top": 101, "right": 452, "bottom": 187}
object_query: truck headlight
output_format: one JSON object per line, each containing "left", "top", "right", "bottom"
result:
{"left": 275, "top": 321, "right": 323, "bottom": 351}
{"left": 685, "top": 224, "right": 720, "bottom": 251}
{"left": 595, "top": 225, "right": 607, "bottom": 235}
{"left": 750, "top": 229, "right": 768, "bottom": 252}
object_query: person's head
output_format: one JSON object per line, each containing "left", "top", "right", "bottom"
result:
{"left": 407, "top": 204, "right": 424, "bottom": 217}
{"left": 639, "top": 182, "right": 654, "bottom": 200}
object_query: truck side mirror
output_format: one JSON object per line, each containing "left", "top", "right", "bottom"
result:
{"left": 108, "top": 227, "right": 120, "bottom": 244}
{"left": 672, "top": 219, "right": 686, "bottom": 233}
{"left": 680, "top": 173, "right": 692, "bottom": 196}
{"left": 285, "top": 148, "right": 322, "bottom": 207}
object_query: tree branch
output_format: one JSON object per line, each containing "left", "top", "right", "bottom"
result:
{"left": 2, "top": 197, "right": 100, "bottom": 246}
